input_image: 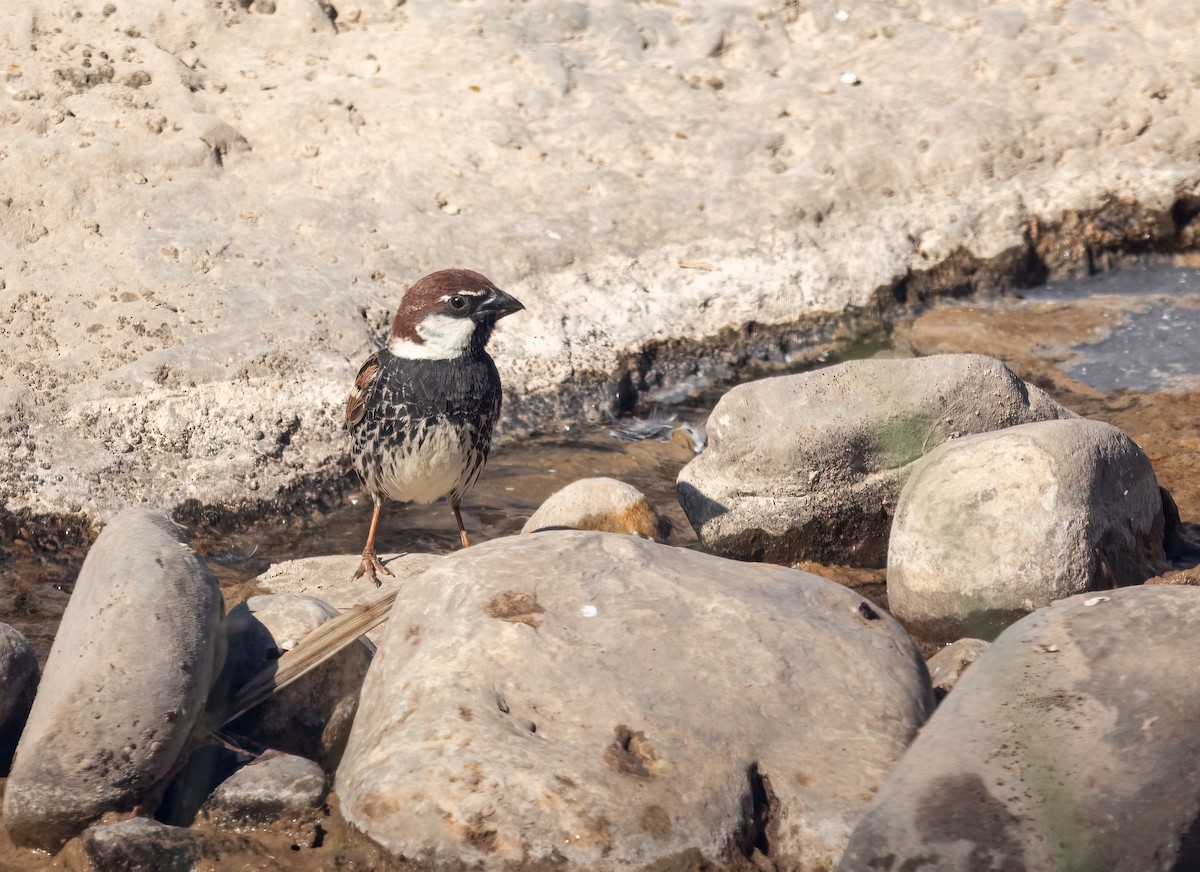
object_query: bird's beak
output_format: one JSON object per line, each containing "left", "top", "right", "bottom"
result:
{"left": 474, "top": 288, "right": 525, "bottom": 321}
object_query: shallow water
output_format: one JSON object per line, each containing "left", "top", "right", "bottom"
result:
{"left": 4, "top": 265, "right": 1200, "bottom": 870}
{"left": 6, "top": 264, "right": 1200, "bottom": 666}
{"left": 201, "top": 414, "right": 709, "bottom": 590}
{"left": 1021, "top": 264, "right": 1200, "bottom": 392}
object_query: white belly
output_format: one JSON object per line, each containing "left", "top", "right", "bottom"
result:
{"left": 375, "top": 423, "right": 472, "bottom": 504}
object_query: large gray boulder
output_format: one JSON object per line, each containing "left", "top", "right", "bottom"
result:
{"left": 3, "top": 509, "right": 223, "bottom": 851}
{"left": 677, "top": 354, "right": 1073, "bottom": 565}
{"left": 888, "top": 418, "right": 1167, "bottom": 641}
{"left": 337, "top": 531, "right": 933, "bottom": 871}
{"left": 213, "top": 593, "right": 373, "bottom": 768}
{"left": 839, "top": 586, "right": 1200, "bottom": 872}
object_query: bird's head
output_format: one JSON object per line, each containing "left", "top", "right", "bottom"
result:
{"left": 387, "top": 269, "right": 524, "bottom": 359}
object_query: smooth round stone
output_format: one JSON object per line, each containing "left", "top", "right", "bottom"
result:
{"left": 888, "top": 418, "right": 1166, "bottom": 641}
{"left": 840, "top": 587, "right": 1200, "bottom": 871}
{"left": 338, "top": 530, "right": 933, "bottom": 870}
{"left": 3, "top": 509, "right": 223, "bottom": 851}
{"left": 521, "top": 477, "right": 672, "bottom": 541}
{"left": 678, "top": 354, "right": 1073, "bottom": 566}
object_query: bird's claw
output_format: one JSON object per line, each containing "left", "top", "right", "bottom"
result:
{"left": 352, "top": 551, "right": 394, "bottom": 587}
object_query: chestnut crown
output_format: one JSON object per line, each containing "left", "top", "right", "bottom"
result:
{"left": 387, "top": 269, "right": 524, "bottom": 359}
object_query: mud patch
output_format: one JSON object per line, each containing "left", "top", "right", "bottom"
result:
{"left": 483, "top": 591, "right": 545, "bottom": 627}
{"left": 604, "top": 725, "right": 658, "bottom": 779}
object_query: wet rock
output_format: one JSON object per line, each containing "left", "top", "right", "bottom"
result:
{"left": 888, "top": 418, "right": 1166, "bottom": 641}
{"left": 925, "top": 638, "right": 989, "bottom": 700}
{"left": 213, "top": 593, "right": 373, "bottom": 768}
{"left": 838, "top": 586, "right": 1200, "bottom": 872}
{"left": 3, "top": 508, "right": 223, "bottom": 851}
{"left": 337, "top": 530, "right": 933, "bottom": 871}
{"left": 202, "top": 751, "right": 327, "bottom": 824}
{"left": 0, "top": 623, "right": 39, "bottom": 772}
{"left": 521, "top": 477, "right": 672, "bottom": 541}
{"left": 70, "top": 817, "right": 199, "bottom": 872}
{"left": 157, "top": 743, "right": 247, "bottom": 828}
{"left": 677, "top": 354, "right": 1073, "bottom": 566}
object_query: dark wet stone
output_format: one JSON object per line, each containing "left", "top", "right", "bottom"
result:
{"left": 0, "top": 622, "right": 38, "bottom": 773}
{"left": 75, "top": 817, "right": 199, "bottom": 872}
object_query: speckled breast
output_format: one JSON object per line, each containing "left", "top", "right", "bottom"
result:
{"left": 349, "top": 348, "right": 502, "bottom": 505}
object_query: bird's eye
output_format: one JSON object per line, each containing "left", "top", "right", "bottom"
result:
{"left": 449, "top": 294, "right": 467, "bottom": 310}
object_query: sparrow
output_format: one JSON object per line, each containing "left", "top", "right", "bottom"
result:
{"left": 346, "top": 269, "right": 524, "bottom": 584}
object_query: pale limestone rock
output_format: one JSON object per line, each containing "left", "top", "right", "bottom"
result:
{"left": 3, "top": 509, "right": 222, "bottom": 851}
{"left": 888, "top": 418, "right": 1166, "bottom": 641}
{"left": 337, "top": 531, "right": 933, "bottom": 871}
{"left": 3, "top": 2, "right": 1200, "bottom": 524}
{"left": 677, "top": 354, "right": 1073, "bottom": 566}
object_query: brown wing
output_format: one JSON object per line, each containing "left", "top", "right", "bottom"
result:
{"left": 345, "top": 353, "right": 380, "bottom": 429}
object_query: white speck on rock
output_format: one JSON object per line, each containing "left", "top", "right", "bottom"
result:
{"left": 580, "top": 604, "right": 598, "bottom": 617}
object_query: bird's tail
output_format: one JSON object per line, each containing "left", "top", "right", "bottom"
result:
{"left": 207, "top": 588, "right": 399, "bottom": 730}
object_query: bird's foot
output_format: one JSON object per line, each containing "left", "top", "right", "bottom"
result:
{"left": 352, "top": 550, "right": 395, "bottom": 587}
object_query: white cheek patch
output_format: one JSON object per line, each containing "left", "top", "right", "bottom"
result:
{"left": 388, "top": 314, "right": 475, "bottom": 359}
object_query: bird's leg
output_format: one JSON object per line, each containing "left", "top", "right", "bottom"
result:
{"left": 451, "top": 500, "right": 471, "bottom": 548}
{"left": 353, "top": 500, "right": 394, "bottom": 586}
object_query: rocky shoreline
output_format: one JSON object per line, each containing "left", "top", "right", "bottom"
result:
{"left": 3, "top": 353, "right": 1198, "bottom": 869}
{"left": 5, "top": 0, "right": 1200, "bottom": 867}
